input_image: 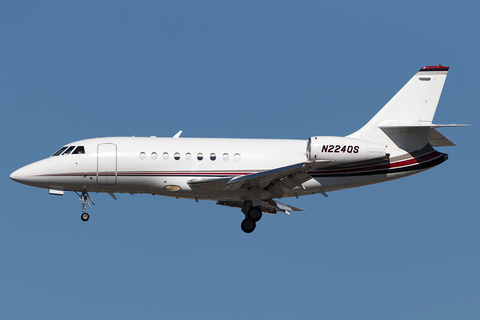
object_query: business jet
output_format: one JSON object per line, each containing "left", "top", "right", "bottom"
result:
{"left": 10, "top": 65, "right": 467, "bottom": 233}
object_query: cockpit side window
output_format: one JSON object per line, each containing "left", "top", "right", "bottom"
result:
{"left": 72, "top": 146, "right": 85, "bottom": 154}
{"left": 62, "top": 146, "right": 76, "bottom": 155}
{"left": 52, "top": 147, "right": 68, "bottom": 156}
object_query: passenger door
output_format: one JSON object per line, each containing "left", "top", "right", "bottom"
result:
{"left": 97, "top": 143, "right": 117, "bottom": 185}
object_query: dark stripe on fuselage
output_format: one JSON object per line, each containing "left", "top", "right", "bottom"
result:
{"left": 309, "top": 152, "right": 447, "bottom": 178}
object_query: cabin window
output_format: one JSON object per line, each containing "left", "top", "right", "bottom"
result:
{"left": 223, "top": 153, "right": 229, "bottom": 161}
{"left": 139, "top": 152, "right": 146, "bottom": 160}
{"left": 72, "top": 146, "right": 85, "bottom": 154}
{"left": 234, "top": 153, "right": 241, "bottom": 161}
{"left": 185, "top": 153, "right": 192, "bottom": 160}
{"left": 52, "top": 147, "right": 68, "bottom": 156}
{"left": 162, "top": 152, "right": 169, "bottom": 160}
{"left": 210, "top": 153, "right": 216, "bottom": 161}
{"left": 197, "top": 153, "right": 203, "bottom": 161}
{"left": 151, "top": 152, "right": 158, "bottom": 160}
{"left": 174, "top": 152, "right": 180, "bottom": 160}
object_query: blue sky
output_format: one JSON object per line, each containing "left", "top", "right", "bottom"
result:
{"left": 1, "top": 1, "right": 478, "bottom": 319}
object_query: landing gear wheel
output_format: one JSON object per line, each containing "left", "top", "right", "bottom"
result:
{"left": 76, "top": 191, "right": 94, "bottom": 222}
{"left": 241, "top": 219, "right": 256, "bottom": 233}
{"left": 81, "top": 212, "right": 90, "bottom": 222}
{"left": 246, "top": 207, "right": 262, "bottom": 222}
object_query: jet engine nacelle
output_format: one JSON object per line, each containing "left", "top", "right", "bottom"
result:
{"left": 307, "top": 136, "right": 387, "bottom": 164}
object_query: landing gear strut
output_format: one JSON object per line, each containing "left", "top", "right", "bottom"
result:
{"left": 75, "top": 191, "right": 94, "bottom": 222}
{"left": 241, "top": 206, "right": 263, "bottom": 233}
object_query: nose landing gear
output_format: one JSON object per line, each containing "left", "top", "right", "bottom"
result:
{"left": 75, "top": 191, "right": 94, "bottom": 222}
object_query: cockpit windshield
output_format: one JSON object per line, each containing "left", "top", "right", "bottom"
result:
{"left": 62, "top": 146, "right": 76, "bottom": 155}
{"left": 72, "top": 146, "right": 85, "bottom": 154}
{"left": 52, "top": 147, "right": 68, "bottom": 156}
{"left": 52, "top": 146, "right": 86, "bottom": 156}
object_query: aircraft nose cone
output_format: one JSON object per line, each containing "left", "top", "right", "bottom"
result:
{"left": 10, "top": 166, "right": 34, "bottom": 183}
{"left": 10, "top": 168, "right": 23, "bottom": 182}
{"left": 10, "top": 159, "right": 49, "bottom": 187}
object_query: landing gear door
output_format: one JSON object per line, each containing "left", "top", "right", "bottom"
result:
{"left": 97, "top": 143, "right": 117, "bottom": 185}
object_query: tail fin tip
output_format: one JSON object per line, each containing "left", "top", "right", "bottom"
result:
{"left": 420, "top": 65, "right": 449, "bottom": 72}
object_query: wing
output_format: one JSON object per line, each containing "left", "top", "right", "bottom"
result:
{"left": 187, "top": 160, "right": 333, "bottom": 198}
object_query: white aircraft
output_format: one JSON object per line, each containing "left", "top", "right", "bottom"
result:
{"left": 11, "top": 65, "right": 467, "bottom": 233}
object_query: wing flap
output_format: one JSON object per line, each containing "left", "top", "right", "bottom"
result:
{"left": 264, "top": 172, "right": 312, "bottom": 198}
{"left": 216, "top": 199, "right": 304, "bottom": 215}
{"left": 187, "top": 177, "right": 232, "bottom": 191}
{"left": 272, "top": 200, "right": 304, "bottom": 215}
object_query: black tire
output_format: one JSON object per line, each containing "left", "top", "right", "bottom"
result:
{"left": 241, "top": 219, "right": 256, "bottom": 233}
{"left": 81, "top": 212, "right": 90, "bottom": 222}
{"left": 246, "top": 207, "right": 262, "bottom": 222}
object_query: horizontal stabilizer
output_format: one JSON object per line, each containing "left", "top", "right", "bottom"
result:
{"left": 428, "top": 128, "right": 456, "bottom": 147}
{"left": 376, "top": 122, "right": 469, "bottom": 148}
{"left": 378, "top": 120, "right": 469, "bottom": 128}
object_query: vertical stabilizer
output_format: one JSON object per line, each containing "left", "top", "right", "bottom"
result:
{"left": 348, "top": 66, "right": 450, "bottom": 156}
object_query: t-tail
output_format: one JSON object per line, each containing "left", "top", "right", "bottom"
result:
{"left": 347, "top": 65, "right": 467, "bottom": 164}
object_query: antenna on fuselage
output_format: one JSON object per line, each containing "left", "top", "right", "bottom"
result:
{"left": 173, "top": 130, "right": 183, "bottom": 138}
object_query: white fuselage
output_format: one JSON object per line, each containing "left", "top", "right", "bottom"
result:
{"left": 16, "top": 137, "right": 310, "bottom": 200}
{"left": 11, "top": 136, "right": 439, "bottom": 203}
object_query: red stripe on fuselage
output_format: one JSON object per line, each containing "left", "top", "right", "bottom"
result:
{"left": 308, "top": 151, "right": 444, "bottom": 176}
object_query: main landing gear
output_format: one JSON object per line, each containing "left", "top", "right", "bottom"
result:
{"left": 75, "top": 191, "right": 94, "bottom": 222}
{"left": 241, "top": 206, "right": 263, "bottom": 233}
